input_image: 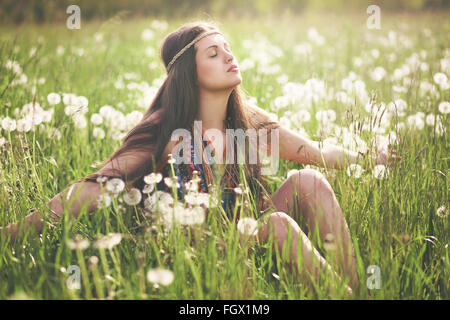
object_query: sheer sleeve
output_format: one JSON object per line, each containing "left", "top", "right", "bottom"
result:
{"left": 74, "top": 135, "right": 158, "bottom": 189}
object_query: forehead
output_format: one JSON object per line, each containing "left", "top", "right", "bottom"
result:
{"left": 195, "top": 33, "right": 227, "bottom": 50}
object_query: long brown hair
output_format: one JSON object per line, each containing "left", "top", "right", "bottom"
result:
{"left": 75, "top": 20, "right": 280, "bottom": 215}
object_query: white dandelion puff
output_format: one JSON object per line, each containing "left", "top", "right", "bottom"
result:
{"left": 164, "top": 177, "right": 180, "bottom": 189}
{"left": 106, "top": 178, "right": 125, "bottom": 194}
{"left": 436, "top": 205, "right": 447, "bottom": 218}
{"left": 47, "top": 93, "right": 61, "bottom": 105}
{"left": 438, "top": 101, "right": 450, "bottom": 114}
{"left": 143, "top": 172, "right": 162, "bottom": 184}
{"left": 373, "top": 165, "right": 389, "bottom": 179}
{"left": 92, "top": 127, "right": 105, "bottom": 139}
{"left": 94, "top": 233, "right": 122, "bottom": 250}
{"left": 123, "top": 188, "right": 142, "bottom": 206}
{"left": 90, "top": 113, "right": 103, "bottom": 125}
{"left": 2, "top": 117, "right": 17, "bottom": 132}
{"left": 67, "top": 235, "right": 90, "bottom": 251}
{"left": 142, "top": 183, "right": 155, "bottom": 194}
{"left": 346, "top": 164, "right": 363, "bottom": 178}
{"left": 96, "top": 194, "right": 112, "bottom": 209}
{"left": 146, "top": 268, "right": 174, "bottom": 287}
{"left": 237, "top": 217, "right": 259, "bottom": 236}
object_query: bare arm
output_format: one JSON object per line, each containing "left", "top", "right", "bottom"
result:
{"left": 0, "top": 181, "right": 102, "bottom": 243}
{"left": 1, "top": 147, "right": 156, "bottom": 243}
{"left": 246, "top": 104, "right": 375, "bottom": 169}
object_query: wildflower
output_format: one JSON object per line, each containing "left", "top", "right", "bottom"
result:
{"left": 141, "top": 29, "right": 155, "bottom": 41}
{"left": 164, "top": 177, "right": 180, "bottom": 189}
{"left": 93, "top": 127, "right": 105, "bottom": 139}
{"left": 94, "top": 233, "right": 122, "bottom": 250}
{"left": 123, "top": 188, "right": 142, "bottom": 206}
{"left": 73, "top": 114, "right": 87, "bottom": 129}
{"left": 438, "top": 101, "right": 450, "bottom": 114}
{"left": 106, "top": 178, "right": 125, "bottom": 194}
{"left": 433, "top": 72, "right": 449, "bottom": 90}
{"left": 96, "top": 194, "right": 112, "bottom": 209}
{"left": 373, "top": 165, "right": 389, "bottom": 179}
{"left": 370, "top": 66, "right": 386, "bottom": 82}
{"left": 1, "top": 117, "right": 17, "bottom": 132}
{"left": 47, "top": 93, "right": 61, "bottom": 105}
{"left": 142, "top": 183, "right": 155, "bottom": 194}
{"left": 143, "top": 172, "right": 162, "bottom": 184}
{"left": 184, "top": 192, "right": 210, "bottom": 207}
{"left": 167, "top": 153, "right": 176, "bottom": 164}
{"left": 89, "top": 256, "right": 99, "bottom": 265}
{"left": 67, "top": 235, "right": 90, "bottom": 251}
{"left": 346, "top": 164, "right": 363, "bottom": 178}
{"left": 177, "top": 206, "right": 205, "bottom": 226}
{"left": 425, "top": 114, "right": 437, "bottom": 126}
{"left": 96, "top": 176, "right": 108, "bottom": 183}
{"left": 436, "top": 205, "right": 447, "bottom": 218}
{"left": 237, "top": 217, "right": 258, "bottom": 236}
{"left": 90, "top": 113, "right": 103, "bottom": 125}
{"left": 406, "top": 114, "right": 424, "bottom": 130}
{"left": 63, "top": 93, "right": 78, "bottom": 106}
{"left": 16, "top": 118, "right": 32, "bottom": 133}
{"left": 146, "top": 268, "right": 174, "bottom": 287}
{"left": 184, "top": 180, "right": 199, "bottom": 193}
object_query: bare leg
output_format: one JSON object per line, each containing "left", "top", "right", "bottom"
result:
{"left": 254, "top": 211, "right": 353, "bottom": 296}
{"left": 269, "top": 168, "right": 358, "bottom": 288}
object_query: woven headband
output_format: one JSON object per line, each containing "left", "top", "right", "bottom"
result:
{"left": 166, "top": 30, "right": 223, "bottom": 72}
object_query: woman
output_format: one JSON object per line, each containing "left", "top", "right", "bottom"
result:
{"left": 1, "top": 21, "right": 399, "bottom": 295}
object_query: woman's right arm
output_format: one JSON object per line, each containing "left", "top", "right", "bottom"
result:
{"left": 1, "top": 147, "right": 156, "bottom": 243}
{"left": 0, "top": 181, "right": 102, "bottom": 243}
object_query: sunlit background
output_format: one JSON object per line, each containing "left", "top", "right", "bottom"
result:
{"left": 0, "top": 0, "right": 448, "bottom": 300}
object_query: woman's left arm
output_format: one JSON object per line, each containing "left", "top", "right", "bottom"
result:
{"left": 246, "top": 104, "right": 400, "bottom": 170}
{"left": 277, "top": 125, "right": 357, "bottom": 169}
{"left": 278, "top": 125, "right": 400, "bottom": 170}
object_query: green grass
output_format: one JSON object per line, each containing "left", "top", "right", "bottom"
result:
{"left": 0, "top": 11, "right": 449, "bottom": 299}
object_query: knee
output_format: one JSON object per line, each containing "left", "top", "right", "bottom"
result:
{"left": 289, "top": 168, "right": 333, "bottom": 195}
{"left": 264, "top": 211, "right": 297, "bottom": 238}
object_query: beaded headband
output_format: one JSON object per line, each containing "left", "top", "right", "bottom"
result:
{"left": 166, "top": 30, "right": 223, "bottom": 72}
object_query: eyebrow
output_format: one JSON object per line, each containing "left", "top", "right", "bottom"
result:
{"left": 204, "top": 41, "right": 230, "bottom": 52}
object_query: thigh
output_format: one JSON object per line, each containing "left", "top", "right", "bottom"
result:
{"left": 268, "top": 168, "right": 330, "bottom": 232}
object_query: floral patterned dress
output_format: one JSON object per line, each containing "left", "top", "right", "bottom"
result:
{"left": 152, "top": 125, "right": 268, "bottom": 222}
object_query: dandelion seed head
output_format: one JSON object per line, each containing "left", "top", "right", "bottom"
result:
{"left": 373, "top": 165, "right": 389, "bottom": 179}
{"left": 106, "top": 178, "right": 125, "bottom": 194}
{"left": 66, "top": 235, "right": 90, "bottom": 251}
{"left": 146, "top": 268, "right": 174, "bottom": 286}
{"left": 94, "top": 233, "right": 122, "bottom": 250}
{"left": 123, "top": 188, "right": 142, "bottom": 206}
{"left": 436, "top": 205, "right": 447, "bottom": 218}
{"left": 237, "top": 217, "right": 258, "bottom": 236}
{"left": 143, "top": 172, "right": 162, "bottom": 184}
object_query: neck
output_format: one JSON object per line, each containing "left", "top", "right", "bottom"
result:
{"left": 196, "top": 88, "right": 232, "bottom": 132}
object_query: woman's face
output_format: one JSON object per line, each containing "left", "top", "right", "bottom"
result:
{"left": 195, "top": 32, "right": 242, "bottom": 91}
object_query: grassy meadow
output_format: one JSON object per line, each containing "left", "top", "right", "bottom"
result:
{"left": 0, "top": 11, "right": 449, "bottom": 300}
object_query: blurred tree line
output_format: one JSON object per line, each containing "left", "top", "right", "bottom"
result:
{"left": 0, "top": 0, "right": 449, "bottom": 24}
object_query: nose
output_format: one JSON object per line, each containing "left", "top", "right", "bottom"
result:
{"left": 225, "top": 51, "right": 234, "bottom": 63}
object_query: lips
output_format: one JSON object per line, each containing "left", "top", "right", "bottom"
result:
{"left": 227, "top": 64, "right": 239, "bottom": 72}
